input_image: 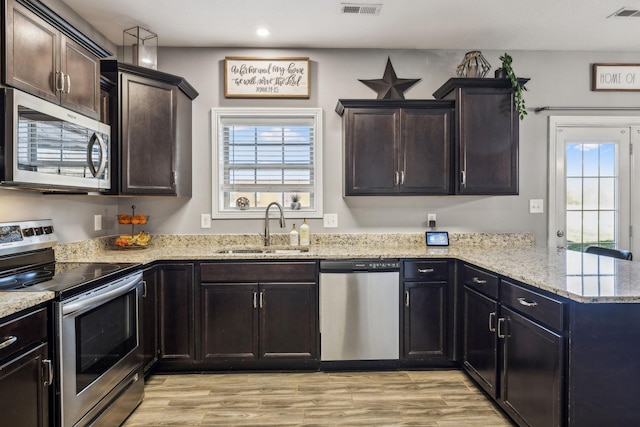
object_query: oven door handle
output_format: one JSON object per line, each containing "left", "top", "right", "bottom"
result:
{"left": 62, "top": 272, "right": 142, "bottom": 315}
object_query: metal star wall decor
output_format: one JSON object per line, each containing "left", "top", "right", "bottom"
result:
{"left": 359, "top": 57, "right": 421, "bottom": 99}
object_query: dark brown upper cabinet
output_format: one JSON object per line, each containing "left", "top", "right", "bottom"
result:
{"left": 336, "top": 99, "right": 454, "bottom": 196}
{"left": 101, "top": 60, "right": 198, "bottom": 196}
{"left": 434, "top": 78, "right": 527, "bottom": 195}
{"left": 3, "top": 0, "right": 112, "bottom": 119}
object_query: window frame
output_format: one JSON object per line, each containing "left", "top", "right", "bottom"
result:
{"left": 211, "top": 107, "right": 323, "bottom": 219}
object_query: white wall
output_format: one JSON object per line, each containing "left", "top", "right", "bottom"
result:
{"left": 3, "top": 47, "right": 640, "bottom": 245}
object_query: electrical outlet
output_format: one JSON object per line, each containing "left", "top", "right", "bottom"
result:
{"left": 200, "top": 213, "right": 211, "bottom": 228}
{"left": 529, "top": 199, "right": 544, "bottom": 214}
{"left": 94, "top": 214, "right": 102, "bottom": 231}
{"left": 323, "top": 213, "right": 338, "bottom": 228}
{"left": 428, "top": 213, "right": 436, "bottom": 228}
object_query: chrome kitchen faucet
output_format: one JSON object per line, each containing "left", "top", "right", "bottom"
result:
{"left": 263, "top": 202, "right": 286, "bottom": 246}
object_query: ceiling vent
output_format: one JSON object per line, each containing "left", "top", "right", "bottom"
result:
{"left": 340, "top": 3, "right": 382, "bottom": 15}
{"left": 608, "top": 7, "right": 640, "bottom": 17}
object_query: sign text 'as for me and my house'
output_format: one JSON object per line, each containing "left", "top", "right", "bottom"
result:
{"left": 224, "top": 57, "right": 310, "bottom": 98}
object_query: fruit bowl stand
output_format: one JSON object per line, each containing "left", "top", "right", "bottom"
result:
{"left": 114, "top": 205, "right": 151, "bottom": 249}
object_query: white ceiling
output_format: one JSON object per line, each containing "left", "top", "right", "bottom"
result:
{"left": 62, "top": 0, "right": 640, "bottom": 51}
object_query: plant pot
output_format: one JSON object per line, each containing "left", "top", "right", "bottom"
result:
{"left": 290, "top": 202, "right": 301, "bottom": 210}
{"left": 495, "top": 68, "right": 507, "bottom": 79}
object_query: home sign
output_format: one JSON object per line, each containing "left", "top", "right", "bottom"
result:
{"left": 224, "top": 57, "right": 310, "bottom": 98}
{"left": 592, "top": 63, "right": 640, "bottom": 91}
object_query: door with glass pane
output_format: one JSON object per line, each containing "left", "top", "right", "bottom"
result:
{"left": 554, "top": 126, "right": 630, "bottom": 251}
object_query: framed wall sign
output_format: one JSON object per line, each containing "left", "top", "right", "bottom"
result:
{"left": 224, "top": 57, "right": 310, "bottom": 98}
{"left": 592, "top": 63, "right": 640, "bottom": 91}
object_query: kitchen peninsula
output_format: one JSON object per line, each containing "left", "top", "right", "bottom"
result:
{"left": 2, "top": 232, "right": 640, "bottom": 426}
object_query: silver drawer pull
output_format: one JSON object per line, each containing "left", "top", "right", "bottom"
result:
{"left": 418, "top": 268, "right": 434, "bottom": 273}
{"left": 0, "top": 336, "right": 17, "bottom": 350}
{"left": 472, "top": 277, "right": 487, "bottom": 284}
{"left": 488, "top": 312, "right": 496, "bottom": 332}
{"left": 497, "top": 317, "right": 506, "bottom": 339}
{"left": 405, "top": 290, "right": 410, "bottom": 307}
{"left": 517, "top": 297, "right": 538, "bottom": 307}
{"left": 43, "top": 359, "right": 54, "bottom": 386}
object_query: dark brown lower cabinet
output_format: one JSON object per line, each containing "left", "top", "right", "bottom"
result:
{"left": 501, "top": 307, "right": 563, "bottom": 427}
{"left": 142, "top": 265, "right": 158, "bottom": 374}
{"left": 199, "top": 261, "right": 319, "bottom": 369}
{"left": 402, "top": 281, "right": 449, "bottom": 362}
{"left": 461, "top": 263, "right": 565, "bottom": 427}
{"left": 0, "top": 307, "right": 51, "bottom": 427}
{"left": 462, "top": 286, "right": 499, "bottom": 398}
{"left": 156, "top": 263, "right": 195, "bottom": 370}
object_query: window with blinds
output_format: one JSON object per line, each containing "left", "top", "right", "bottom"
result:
{"left": 212, "top": 108, "right": 323, "bottom": 218}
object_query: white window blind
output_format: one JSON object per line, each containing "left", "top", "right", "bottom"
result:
{"left": 212, "top": 108, "right": 323, "bottom": 219}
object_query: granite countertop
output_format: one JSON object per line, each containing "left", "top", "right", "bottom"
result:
{"left": 3, "top": 232, "right": 639, "bottom": 318}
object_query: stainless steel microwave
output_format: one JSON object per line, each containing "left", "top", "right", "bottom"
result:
{"left": 0, "top": 89, "right": 111, "bottom": 192}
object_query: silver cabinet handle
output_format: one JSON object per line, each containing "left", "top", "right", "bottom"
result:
{"left": 472, "top": 277, "right": 487, "bottom": 284}
{"left": 0, "top": 336, "right": 17, "bottom": 350}
{"left": 400, "top": 170, "right": 405, "bottom": 185}
{"left": 405, "top": 290, "right": 410, "bottom": 307}
{"left": 259, "top": 291, "right": 264, "bottom": 308}
{"left": 55, "top": 71, "right": 65, "bottom": 92}
{"left": 65, "top": 74, "right": 71, "bottom": 94}
{"left": 43, "top": 359, "right": 54, "bottom": 386}
{"left": 488, "top": 312, "right": 496, "bottom": 332}
{"left": 253, "top": 291, "right": 257, "bottom": 309}
{"left": 497, "top": 317, "right": 506, "bottom": 339}
{"left": 517, "top": 297, "right": 538, "bottom": 307}
{"left": 142, "top": 280, "right": 148, "bottom": 298}
{"left": 394, "top": 171, "right": 400, "bottom": 186}
{"left": 461, "top": 170, "right": 466, "bottom": 187}
{"left": 418, "top": 268, "right": 434, "bottom": 274}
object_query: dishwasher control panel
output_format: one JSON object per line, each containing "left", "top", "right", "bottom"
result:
{"left": 320, "top": 259, "right": 400, "bottom": 272}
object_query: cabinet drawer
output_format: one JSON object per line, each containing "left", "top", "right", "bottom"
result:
{"left": 201, "top": 262, "right": 317, "bottom": 283}
{"left": 461, "top": 264, "right": 499, "bottom": 299}
{"left": 501, "top": 280, "right": 565, "bottom": 331}
{"left": 0, "top": 307, "right": 47, "bottom": 361}
{"left": 403, "top": 260, "right": 449, "bottom": 280}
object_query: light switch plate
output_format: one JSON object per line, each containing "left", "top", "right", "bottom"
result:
{"left": 323, "top": 213, "right": 338, "bottom": 228}
{"left": 94, "top": 214, "right": 102, "bottom": 231}
{"left": 200, "top": 213, "right": 211, "bottom": 228}
{"left": 529, "top": 199, "right": 544, "bottom": 214}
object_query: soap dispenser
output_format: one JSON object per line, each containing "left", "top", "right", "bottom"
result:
{"left": 300, "top": 219, "right": 310, "bottom": 246}
{"left": 290, "top": 223, "right": 299, "bottom": 246}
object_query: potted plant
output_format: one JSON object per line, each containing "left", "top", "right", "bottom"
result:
{"left": 290, "top": 193, "right": 301, "bottom": 210}
{"left": 496, "top": 53, "right": 527, "bottom": 120}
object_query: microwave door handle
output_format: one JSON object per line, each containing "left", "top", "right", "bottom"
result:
{"left": 86, "top": 132, "right": 107, "bottom": 178}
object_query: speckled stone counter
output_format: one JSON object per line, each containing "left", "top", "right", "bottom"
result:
{"left": 48, "top": 231, "right": 640, "bottom": 304}
{"left": 3, "top": 231, "right": 638, "bottom": 317}
{"left": 0, "top": 291, "right": 54, "bottom": 318}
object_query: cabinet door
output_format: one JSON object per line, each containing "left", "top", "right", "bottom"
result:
{"left": 259, "top": 283, "right": 318, "bottom": 360}
{"left": 201, "top": 283, "right": 259, "bottom": 361}
{"left": 120, "top": 73, "right": 177, "bottom": 194}
{"left": 5, "top": 0, "right": 60, "bottom": 104}
{"left": 400, "top": 108, "right": 452, "bottom": 194}
{"left": 344, "top": 108, "right": 399, "bottom": 195}
{"left": 462, "top": 286, "right": 499, "bottom": 398}
{"left": 501, "top": 307, "right": 563, "bottom": 427}
{"left": 403, "top": 281, "right": 448, "bottom": 360}
{"left": 157, "top": 264, "right": 194, "bottom": 361}
{"left": 60, "top": 36, "right": 100, "bottom": 119}
{"left": 0, "top": 343, "right": 50, "bottom": 427}
{"left": 142, "top": 266, "right": 158, "bottom": 373}
{"left": 457, "top": 87, "right": 518, "bottom": 195}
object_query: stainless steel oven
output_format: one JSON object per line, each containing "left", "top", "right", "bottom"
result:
{"left": 58, "top": 271, "right": 144, "bottom": 427}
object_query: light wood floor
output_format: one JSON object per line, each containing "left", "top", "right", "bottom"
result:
{"left": 123, "top": 370, "right": 515, "bottom": 426}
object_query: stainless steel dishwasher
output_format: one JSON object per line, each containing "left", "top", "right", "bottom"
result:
{"left": 319, "top": 259, "right": 400, "bottom": 364}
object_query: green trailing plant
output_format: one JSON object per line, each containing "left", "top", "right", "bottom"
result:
{"left": 499, "top": 53, "right": 527, "bottom": 120}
